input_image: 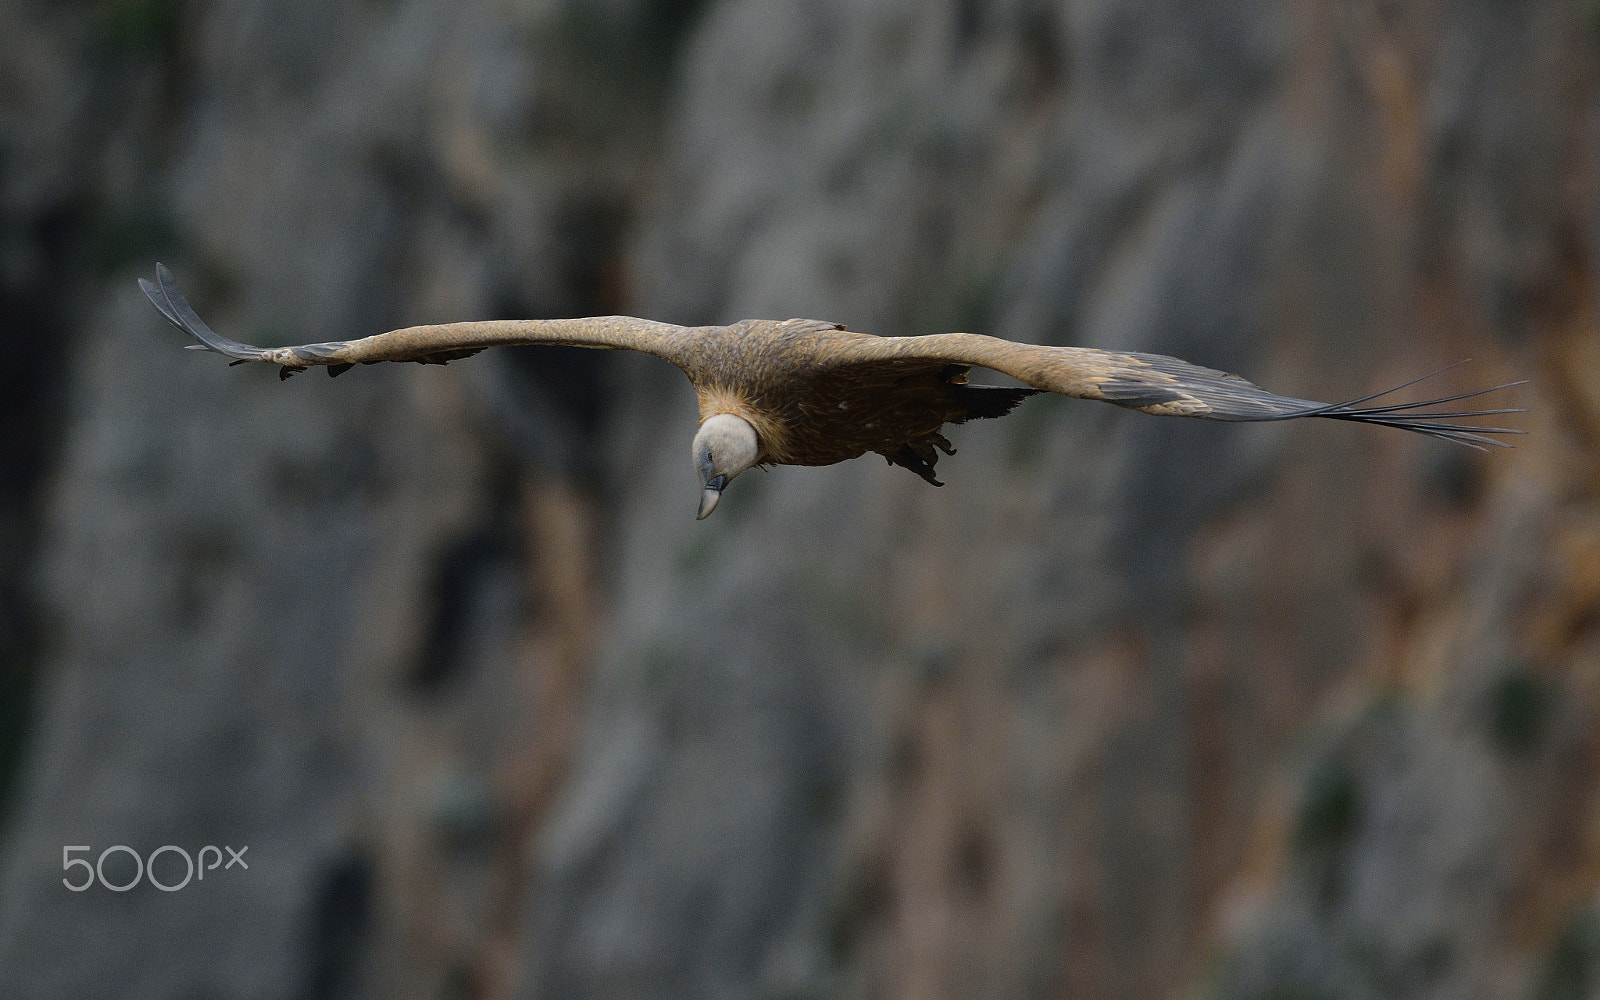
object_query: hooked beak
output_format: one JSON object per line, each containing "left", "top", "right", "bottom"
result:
{"left": 697, "top": 474, "right": 728, "bottom": 520}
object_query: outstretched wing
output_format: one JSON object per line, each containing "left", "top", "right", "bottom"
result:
{"left": 823, "top": 331, "right": 1524, "bottom": 449}
{"left": 141, "top": 263, "right": 700, "bottom": 380}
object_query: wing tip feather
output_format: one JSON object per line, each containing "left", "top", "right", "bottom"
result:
{"left": 1305, "top": 363, "right": 1526, "bottom": 448}
{"left": 141, "top": 263, "right": 270, "bottom": 362}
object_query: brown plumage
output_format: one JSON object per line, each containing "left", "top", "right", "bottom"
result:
{"left": 141, "top": 263, "right": 1523, "bottom": 518}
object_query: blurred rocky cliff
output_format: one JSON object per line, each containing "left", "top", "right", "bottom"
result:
{"left": 0, "top": 1, "right": 1596, "bottom": 998}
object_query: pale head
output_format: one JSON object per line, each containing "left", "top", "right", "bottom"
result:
{"left": 692, "top": 413, "right": 760, "bottom": 519}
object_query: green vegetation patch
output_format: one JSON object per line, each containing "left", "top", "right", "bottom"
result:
{"left": 96, "top": 0, "right": 180, "bottom": 57}
{"left": 1536, "top": 904, "right": 1600, "bottom": 1000}
{"left": 85, "top": 203, "right": 178, "bottom": 276}
{"left": 1485, "top": 662, "right": 1556, "bottom": 756}
{"left": 1293, "top": 756, "right": 1362, "bottom": 853}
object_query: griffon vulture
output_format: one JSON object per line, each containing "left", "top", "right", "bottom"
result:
{"left": 141, "top": 264, "right": 1521, "bottom": 519}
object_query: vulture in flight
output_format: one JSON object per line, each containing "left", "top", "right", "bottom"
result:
{"left": 141, "top": 264, "right": 1521, "bottom": 519}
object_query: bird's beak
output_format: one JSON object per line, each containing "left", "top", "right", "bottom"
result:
{"left": 697, "top": 474, "right": 728, "bottom": 520}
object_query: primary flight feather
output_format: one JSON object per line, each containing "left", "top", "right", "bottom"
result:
{"left": 141, "top": 263, "right": 1523, "bottom": 519}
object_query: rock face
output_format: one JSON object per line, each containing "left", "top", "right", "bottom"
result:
{"left": 0, "top": 1, "right": 1595, "bottom": 999}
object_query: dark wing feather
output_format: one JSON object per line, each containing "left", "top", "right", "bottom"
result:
{"left": 819, "top": 332, "right": 1525, "bottom": 449}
